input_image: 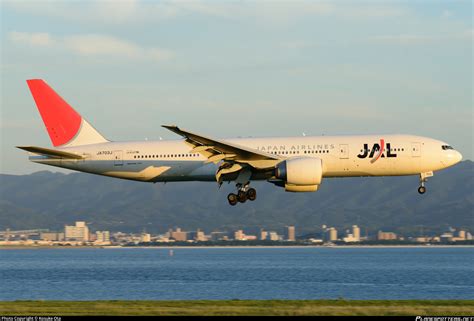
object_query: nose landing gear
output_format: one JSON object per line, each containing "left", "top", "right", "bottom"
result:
{"left": 227, "top": 183, "right": 257, "bottom": 206}
{"left": 418, "top": 171, "right": 433, "bottom": 194}
{"left": 418, "top": 185, "right": 426, "bottom": 194}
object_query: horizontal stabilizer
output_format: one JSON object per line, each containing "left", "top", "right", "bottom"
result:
{"left": 16, "top": 146, "right": 84, "bottom": 159}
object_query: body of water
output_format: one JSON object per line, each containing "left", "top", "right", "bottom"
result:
{"left": 0, "top": 247, "right": 473, "bottom": 301}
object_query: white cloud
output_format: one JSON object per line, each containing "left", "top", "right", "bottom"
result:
{"left": 4, "top": 0, "right": 181, "bottom": 24}
{"left": 371, "top": 34, "right": 436, "bottom": 45}
{"left": 338, "top": 5, "right": 406, "bottom": 18}
{"left": 4, "top": 0, "right": 406, "bottom": 26}
{"left": 371, "top": 30, "right": 474, "bottom": 45}
{"left": 8, "top": 32, "right": 174, "bottom": 61}
{"left": 441, "top": 10, "right": 454, "bottom": 19}
{"left": 280, "top": 41, "right": 311, "bottom": 50}
{"left": 8, "top": 31, "right": 55, "bottom": 47}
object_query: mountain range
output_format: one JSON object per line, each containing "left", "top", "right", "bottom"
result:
{"left": 0, "top": 160, "right": 472, "bottom": 236}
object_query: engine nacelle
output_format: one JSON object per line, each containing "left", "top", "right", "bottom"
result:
{"left": 275, "top": 157, "right": 323, "bottom": 192}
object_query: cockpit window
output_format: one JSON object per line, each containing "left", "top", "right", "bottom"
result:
{"left": 442, "top": 145, "right": 454, "bottom": 150}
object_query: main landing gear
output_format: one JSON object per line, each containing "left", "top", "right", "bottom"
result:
{"left": 227, "top": 183, "right": 257, "bottom": 206}
{"left": 418, "top": 171, "right": 433, "bottom": 194}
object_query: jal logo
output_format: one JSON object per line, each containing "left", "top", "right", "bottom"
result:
{"left": 357, "top": 139, "right": 397, "bottom": 163}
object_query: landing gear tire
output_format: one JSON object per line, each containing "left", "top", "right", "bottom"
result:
{"left": 418, "top": 186, "right": 426, "bottom": 194}
{"left": 237, "top": 190, "right": 247, "bottom": 203}
{"left": 227, "top": 193, "right": 238, "bottom": 206}
{"left": 247, "top": 188, "right": 257, "bottom": 201}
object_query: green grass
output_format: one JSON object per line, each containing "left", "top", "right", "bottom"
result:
{"left": 0, "top": 300, "right": 473, "bottom": 316}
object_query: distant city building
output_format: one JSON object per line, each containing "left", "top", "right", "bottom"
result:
{"left": 95, "top": 231, "right": 110, "bottom": 244}
{"left": 40, "top": 232, "right": 64, "bottom": 242}
{"left": 326, "top": 227, "right": 338, "bottom": 241}
{"left": 285, "top": 226, "right": 296, "bottom": 241}
{"left": 189, "top": 229, "right": 207, "bottom": 242}
{"left": 140, "top": 233, "right": 151, "bottom": 243}
{"left": 210, "top": 232, "right": 228, "bottom": 241}
{"left": 234, "top": 230, "right": 245, "bottom": 241}
{"left": 440, "top": 232, "right": 454, "bottom": 242}
{"left": 377, "top": 231, "right": 397, "bottom": 240}
{"left": 414, "top": 237, "right": 433, "bottom": 243}
{"left": 65, "top": 221, "right": 89, "bottom": 242}
{"left": 268, "top": 232, "right": 280, "bottom": 241}
{"left": 342, "top": 234, "right": 357, "bottom": 242}
{"left": 440, "top": 229, "right": 470, "bottom": 242}
{"left": 259, "top": 229, "right": 268, "bottom": 241}
{"left": 170, "top": 228, "right": 188, "bottom": 241}
{"left": 343, "top": 225, "right": 361, "bottom": 243}
{"left": 88, "top": 232, "right": 97, "bottom": 242}
{"left": 352, "top": 225, "right": 360, "bottom": 241}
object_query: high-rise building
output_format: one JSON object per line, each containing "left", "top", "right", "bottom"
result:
{"left": 65, "top": 221, "right": 89, "bottom": 241}
{"left": 259, "top": 229, "right": 268, "bottom": 241}
{"left": 95, "top": 231, "right": 110, "bottom": 244}
{"left": 352, "top": 225, "right": 360, "bottom": 241}
{"left": 285, "top": 226, "right": 296, "bottom": 241}
{"left": 327, "top": 227, "right": 338, "bottom": 241}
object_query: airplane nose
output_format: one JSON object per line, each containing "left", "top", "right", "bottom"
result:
{"left": 442, "top": 150, "right": 462, "bottom": 167}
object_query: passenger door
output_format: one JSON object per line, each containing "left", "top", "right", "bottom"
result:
{"left": 411, "top": 143, "right": 421, "bottom": 157}
{"left": 113, "top": 150, "right": 123, "bottom": 166}
{"left": 339, "top": 144, "right": 349, "bottom": 159}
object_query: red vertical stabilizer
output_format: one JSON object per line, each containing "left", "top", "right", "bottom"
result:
{"left": 27, "top": 79, "right": 82, "bottom": 147}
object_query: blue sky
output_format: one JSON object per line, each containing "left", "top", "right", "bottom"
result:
{"left": 1, "top": 0, "right": 472, "bottom": 174}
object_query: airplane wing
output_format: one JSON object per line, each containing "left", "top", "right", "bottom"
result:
{"left": 162, "top": 125, "right": 281, "bottom": 163}
{"left": 17, "top": 146, "right": 84, "bottom": 159}
{"left": 162, "top": 125, "right": 283, "bottom": 183}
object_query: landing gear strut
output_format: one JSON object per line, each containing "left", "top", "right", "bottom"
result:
{"left": 418, "top": 172, "right": 433, "bottom": 195}
{"left": 227, "top": 183, "right": 257, "bottom": 206}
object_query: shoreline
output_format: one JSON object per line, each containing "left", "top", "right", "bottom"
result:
{"left": 1, "top": 244, "right": 474, "bottom": 250}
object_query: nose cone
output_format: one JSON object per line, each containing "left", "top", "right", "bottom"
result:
{"left": 444, "top": 150, "right": 463, "bottom": 167}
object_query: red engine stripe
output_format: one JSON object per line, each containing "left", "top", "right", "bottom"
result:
{"left": 27, "top": 79, "right": 82, "bottom": 147}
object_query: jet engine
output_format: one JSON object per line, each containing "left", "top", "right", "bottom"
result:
{"left": 275, "top": 157, "right": 323, "bottom": 192}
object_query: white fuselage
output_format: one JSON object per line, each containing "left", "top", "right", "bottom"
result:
{"left": 30, "top": 134, "right": 462, "bottom": 183}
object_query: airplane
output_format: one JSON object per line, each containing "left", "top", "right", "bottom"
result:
{"left": 18, "top": 79, "right": 463, "bottom": 206}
